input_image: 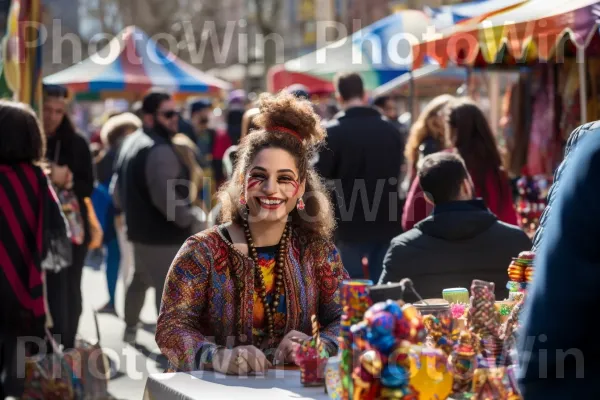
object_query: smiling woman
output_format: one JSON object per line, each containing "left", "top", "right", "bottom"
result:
{"left": 156, "top": 91, "right": 349, "bottom": 376}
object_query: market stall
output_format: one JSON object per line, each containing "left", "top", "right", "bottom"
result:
{"left": 144, "top": 251, "right": 534, "bottom": 400}
{"left": 43, "top": 25, "right": 232, "bottom": 100}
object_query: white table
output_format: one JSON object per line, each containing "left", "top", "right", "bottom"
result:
{"left": 143, "top": 369, "right": 330, "bottom": 400}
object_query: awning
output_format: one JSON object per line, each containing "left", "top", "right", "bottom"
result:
{"left": 425, "top": 0, "right": 527, "bottom": 31}
{"left": 272, "top": 10, "right": 432, "bottom": 91}
{"left": 413, "top": 0, "right": 600, "bottom": 68}
{"left": 372, "top": 64, "right": 468, "bottom": 97}
{"left": 44, "top": 26, "right": 231, "bottom": 94}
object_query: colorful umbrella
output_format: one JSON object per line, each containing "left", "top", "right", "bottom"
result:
{"left": 44, "top": 26, "right": 231, "bottom": 94}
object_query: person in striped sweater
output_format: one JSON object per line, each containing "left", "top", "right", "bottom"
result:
{"left": 0, "top": 100, "right": 69, "bottom": 398}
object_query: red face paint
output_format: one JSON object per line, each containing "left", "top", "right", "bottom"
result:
{"left": 247, "top": 177, "right": 262, "bottom": 190}
{"left": 290, "top": 180, "right": 300, "bottom": 196}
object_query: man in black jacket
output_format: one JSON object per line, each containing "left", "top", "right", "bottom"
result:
{"left": 378, "top": 153, "right": 530, "bottom": 300}
{"left": 113, "top": 90, "right": 206, "bottom": 344}
{"left": 315, "top": 73, "right": 404, "bottom": 282}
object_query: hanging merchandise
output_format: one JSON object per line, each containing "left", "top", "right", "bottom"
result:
{"left": 526, "top": 66, "right": 560, "bottom": 177}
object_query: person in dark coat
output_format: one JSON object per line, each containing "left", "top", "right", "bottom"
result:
{"left": 43, "top": 84, "right": 95, "bottom": 350}
{"left": 315, "top": 72, "right": 404, "bottom": 282}
{"left": 531, "top": 121, "right": 594, "bottom": 250}
{"left": 518, "top": 126, "right": 600, "bottom": 399}
{"left": 379, "top": 153, "right": 531, "bottom": 300}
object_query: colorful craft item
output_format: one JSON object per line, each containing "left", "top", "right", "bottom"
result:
{"left": 505, "top": 281, "right": 527, "bottom": 292}
{"left": 339, "top": 279, "right": 373, "bottom": 400}
{"left": 296, "top": 315, "right": 329, "bottom": 386}
{"left": 448, "top": 330, "right": 478, "bottom": 395}
{"left": 325, "top": 355, "right": 343, "bottom": 400}
{"left": 469, "top": 280, "right": 501, "bottom": 338}
{"left": 517, "top": 251, "right": 535, "bottom": 262}
{"left": 507, "top": 262, "right": 526, "bottom": 282}
{"left": 495, "top": 301, "right": 515, "bottom": 323}
{"left": 423, "top": 314, "right": 454, "bottom": 355}
{"left": 408, "top": 346, "right": 453, "bottom": 400}
{"left": 524, "top": 267, "right": 534, "bottom": 283}
{"left": 508, "top": 292, "right": 524, "bottom": 302}
{"left": 350, "top": 300, "right": 424, "bottom": 400}
{"left": 450, "top": 303, "right": 468, "bottom": 319}
{"left": 472, "top": 367, "right": 510, "bottom": 400}
{"left": 443, "top": 288, "right": 470, "bottom": 304}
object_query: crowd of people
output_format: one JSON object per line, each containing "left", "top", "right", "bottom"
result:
{"left": 1, "top": 69, "right": 597, "bottom": 398}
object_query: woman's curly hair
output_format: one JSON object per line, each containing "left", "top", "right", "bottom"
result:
{"left": 217, "top": 91, "right": 336, "bottom": 240}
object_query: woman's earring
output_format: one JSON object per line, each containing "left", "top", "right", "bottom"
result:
{"left": 297, "top": 198, "right": 305, "bottom": 211}
{"left": 240, "top": 193, "right": 247, "bottom": 206}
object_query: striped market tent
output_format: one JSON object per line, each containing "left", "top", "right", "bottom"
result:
{"left": 44, "top": 26, "right": 231, "bottom": 95}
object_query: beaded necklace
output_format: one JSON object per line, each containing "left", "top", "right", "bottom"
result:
{"left": 243, "top": 221, "right": 290, "bottom": 346}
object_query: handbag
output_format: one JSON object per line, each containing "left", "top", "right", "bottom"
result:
{"left": 62, "top": 311, "right": 111, "bottom": 400}
{"left": 42, "top": 179, "right": 73, "bottom": 273}
{"left": 21, "top": 313, "right": 111, "bottom": 400}
{"left": 21, "top": 328, "right": 77, "bottom": 400}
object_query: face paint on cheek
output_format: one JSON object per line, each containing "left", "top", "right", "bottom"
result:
{"left": 290, "top": 180, "right": 300, "bottom": 197}
{"left": 247, "top": 178, "right": 262, "bottom": 190}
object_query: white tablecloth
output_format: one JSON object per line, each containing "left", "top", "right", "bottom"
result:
{"left": 143, "top": 369, "right": 330, "bottom": 400}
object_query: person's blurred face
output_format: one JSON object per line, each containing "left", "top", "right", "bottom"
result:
{"left": 245, "top": 148, "right": 306, "bottom": 224}
{"left": 191, "top": 108, "right": 211, "bottom": 130}
{"left": 427, "top": 109, "right": 446, "bottom": 137}
{"left": 382, "top": 99, "right": 398, "bottom": 120}
{"left": 154, "top": 99, "right": 179, "bottom": 134}
{"left": 43, "top": 97, "right": 66, "bottom": 135}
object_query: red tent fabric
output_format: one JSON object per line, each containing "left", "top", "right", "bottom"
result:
{"left": 267, "top": 65, "right": 334, "bottom": 95}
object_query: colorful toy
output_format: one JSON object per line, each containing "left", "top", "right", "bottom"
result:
{"left": 339, "top": 280, "right": 373, "bottom": 400}
{"left": 448, "top": 330, "right": 478, "bottom": 395}
{"left": 423, "top": 313, "right": 454, "bottom": 356}
{"left": 350, "top": 300, "right": 425, "bottom": 400}
{"left": 408, "top": 346, "right": 453, "bottom": 400}
{"left": 296, "top": 315, "right": 329, "bottom": 386}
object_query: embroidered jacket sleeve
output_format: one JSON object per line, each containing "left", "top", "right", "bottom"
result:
{"left": 316, "top": 242, "right": 349, "bottom": 355}
{"left": 155, "top": 236, "right": 217, "bottom": 371}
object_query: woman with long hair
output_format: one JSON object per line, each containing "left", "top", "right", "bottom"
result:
{"left": 156, "top": 91, "right": 348, "bottom": 374}
{"left": 0, "top": 100, "right": 69, "bottom": 398}
{"left": 403, "top": 98, "right": 518, "bottom": 230}
{"left": 403, "top": 94, "right": 455, "bottom": 187}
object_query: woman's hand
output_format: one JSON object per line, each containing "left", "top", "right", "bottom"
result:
{"left": 212, "top": 346, "right": 271, "bottom": 375}
{"left": 273, "top": 330, "right": 311, "bottom": 366}
{"left": 50, "top": 164, "right": 72, "bottom": 189}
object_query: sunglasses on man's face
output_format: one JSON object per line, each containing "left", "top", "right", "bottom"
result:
{"left": 158, "top": 110, "right": 178, "bottom": 119}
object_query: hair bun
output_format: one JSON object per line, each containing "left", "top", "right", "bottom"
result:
{"left": 254, "top": 91, "right": 325, "bottom": 146}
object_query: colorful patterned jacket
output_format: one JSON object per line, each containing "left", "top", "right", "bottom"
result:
{"left": 156, "top": 224, "right": 349, "bottom": 371}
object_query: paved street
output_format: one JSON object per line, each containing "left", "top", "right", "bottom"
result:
{"left": 78, "top": 265, "right": 167, "bottom": 400}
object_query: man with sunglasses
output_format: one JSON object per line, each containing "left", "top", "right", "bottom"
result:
{"left": 112, "top": 90, "right": 206, "bottom": 344}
